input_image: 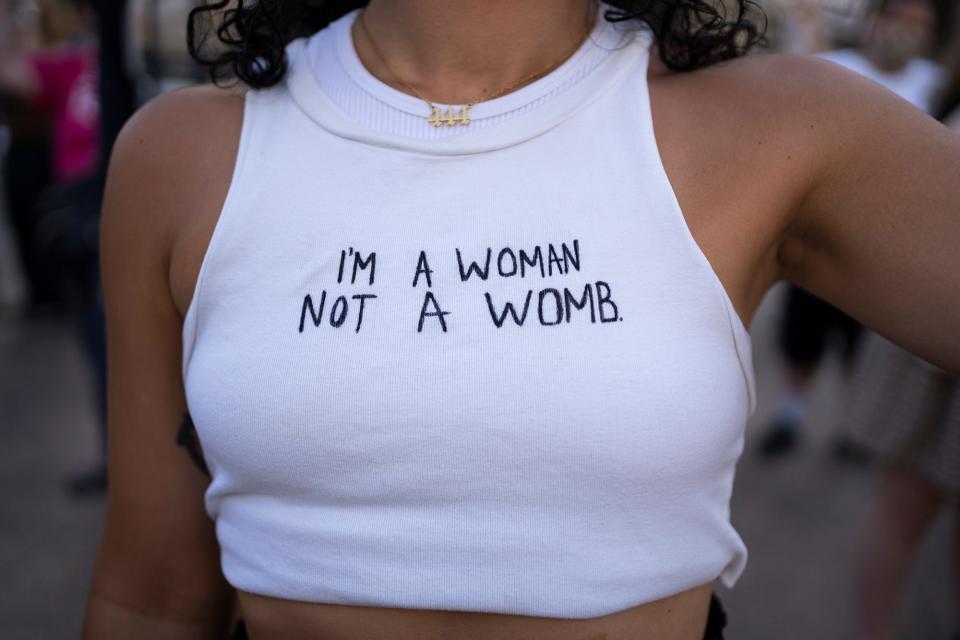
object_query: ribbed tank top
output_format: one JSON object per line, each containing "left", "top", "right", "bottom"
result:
{"left": 182, "top": 7, "right": 756, "bottom": 619}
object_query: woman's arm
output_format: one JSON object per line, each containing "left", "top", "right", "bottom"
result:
{"left": 780, "top": 57, "right": 960, "bottom": 374}
{"left": 81, "top": 86, "right": 243, "bottom": 639}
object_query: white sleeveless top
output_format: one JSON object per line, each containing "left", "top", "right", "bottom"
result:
{"left": 182, "top": 7, "right": 756, "bottom": 619}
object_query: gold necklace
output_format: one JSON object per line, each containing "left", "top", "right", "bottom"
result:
{"left": 355, "top": 5, "right": 597, "bottom": 128}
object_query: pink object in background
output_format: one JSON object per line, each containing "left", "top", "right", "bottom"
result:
{"left": 29, "top": 46, "right": 100, "bottom": 183}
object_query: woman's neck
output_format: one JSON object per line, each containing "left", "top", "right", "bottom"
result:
{"left": 353, "top": 0, "right": 597, "bottom": 105}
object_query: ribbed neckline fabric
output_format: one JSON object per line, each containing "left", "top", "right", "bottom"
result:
{"left": 287, "top": 5, "right": 652, "bottom": 154}
{"left": 309, "top": 5, "right": 633, "bottom": 140}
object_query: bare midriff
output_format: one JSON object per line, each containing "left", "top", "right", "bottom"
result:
{"left": 236, "top": 580, "right": 715, "bottom": 640}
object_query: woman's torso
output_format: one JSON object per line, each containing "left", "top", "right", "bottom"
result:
{"left": 236, "top": 582, "right": 715, "bottom": 639}
{"left": 165, "top": 11, "right": 811, "bottom": 639}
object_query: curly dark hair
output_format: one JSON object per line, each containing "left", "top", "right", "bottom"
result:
{"left": 187, "top": 0, "right": 767, "bottom": 89}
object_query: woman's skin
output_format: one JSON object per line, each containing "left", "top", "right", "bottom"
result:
{"left": 82, "top": 0, "right": 960, "bottom": 638}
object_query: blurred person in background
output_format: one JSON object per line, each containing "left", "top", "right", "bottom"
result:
{"left": 757, "top": 0, "right": 944, "bottom": 458}
{"left": 0, "top": 0, "right": 110, "bottom": 495}
{"left": 48, "top": 0, "right": 201, "bottom": 496}
{"left": 819, "top": 0, "right": 944, "bottom": 109}
{"left": 846, "top": 336, "right": 960, "bottom": 640}
{"left": 768, "top": 0, "right": 831, "bottom": 54}
{"left": 1, "top": 0, "right": 59, "bottom": 309}
{"left": 842, "top": 33, "right": 960, "bottom": 640}
{"left": 125, "top": 0, "right": 208, "bottom": 103}
{"left": 1, "top": 1, "right": 101, "bottom": 187}
{"left": 56, "top": 0, "right": 145, "bottom": 496}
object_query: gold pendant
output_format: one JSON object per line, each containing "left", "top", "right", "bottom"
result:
{"left": 428, "top": 104, "right": 471, "bottom": 128}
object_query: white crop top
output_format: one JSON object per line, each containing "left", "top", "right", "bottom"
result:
{"left": 181, "top": 7, "right": 756, "bottom": 619}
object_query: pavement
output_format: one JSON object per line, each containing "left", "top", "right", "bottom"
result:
{"left": 0, "top": 284, "right": 955, "bottom": 639}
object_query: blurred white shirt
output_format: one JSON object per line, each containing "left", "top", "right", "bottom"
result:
{"left": 817, "top": 48, "right": 944, "bottom": 113}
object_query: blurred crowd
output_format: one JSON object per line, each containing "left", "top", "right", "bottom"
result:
{"left": 0, "top": 1, "right": 958, "bottom": 638}
{"left": 0, "top": 0, "right": 203, "bottom": 495}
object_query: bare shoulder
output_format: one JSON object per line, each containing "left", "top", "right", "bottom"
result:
{"left": 104, "top": 84, "right": 247, "bottom": 315}
{"left": 105, "top": 83, "right": 246, "bottom": 253}
{"left": 116, "top": 82, "right": 245, "bottom": 153}
{"left": 672, "top": 51, "right": 954, "bottom": 213}
{"left": 651, "top": 50, "right": 940, "bottom": 150}
{"left": 645, "top": 51, "right": 933, "bottom": 320}
{"left": 645, "top": 52, "right": 860, "bottom": 215}
{"left": 654, "top": 52, "right": 864, "bottom": 128}
{"left": 111, "top": 83, "right": 245, "bottom": 182}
